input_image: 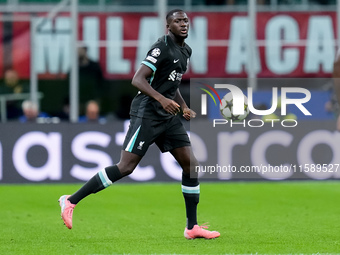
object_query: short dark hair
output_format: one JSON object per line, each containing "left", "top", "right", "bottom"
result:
{"left": 166, "top": 9, "right": 184, "bottom": 22}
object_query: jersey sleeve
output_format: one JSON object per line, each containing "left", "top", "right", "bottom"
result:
{"left": 141, "top": 39, "right": 168, "bottom": 73}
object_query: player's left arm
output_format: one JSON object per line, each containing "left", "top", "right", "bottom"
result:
{"left": 174, "top": 88, "right": 196, "bottom": 120}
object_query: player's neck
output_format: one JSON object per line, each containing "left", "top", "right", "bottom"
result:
{"left": 168, "top": 32, "right": 185, "bottom": 47}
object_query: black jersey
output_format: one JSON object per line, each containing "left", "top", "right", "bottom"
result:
{"left": 129, "top": 35, "right": 192, "bottom": 120}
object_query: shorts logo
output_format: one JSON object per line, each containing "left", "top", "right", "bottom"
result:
{"left": 137, "top": 141, "right": 145, "bottom": 150}
{"left": 151, "top": 48, "right": 161, "bottom": 57}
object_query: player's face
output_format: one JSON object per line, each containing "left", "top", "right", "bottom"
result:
{"left": 167, "top": 12, "right": 189, "bottom": 39}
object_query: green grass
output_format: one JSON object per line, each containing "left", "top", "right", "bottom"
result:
{"left": 0, "top": 181, "right": 339, "bottom": 254}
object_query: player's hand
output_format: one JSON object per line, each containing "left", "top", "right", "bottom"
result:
{"left": 160, "top": 97, "right": 180, "bottom": 115}
{"left": 182, "top": 107, "right": 196, "bottom": 120}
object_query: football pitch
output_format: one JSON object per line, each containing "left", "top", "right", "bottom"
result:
{"left": 0, "top": 181, "right": 339, "bottom": 254}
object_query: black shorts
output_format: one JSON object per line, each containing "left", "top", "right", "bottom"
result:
{"left": 123, "top": 116, "right": 191, "bottom": 157}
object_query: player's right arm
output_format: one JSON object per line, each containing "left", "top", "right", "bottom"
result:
{"left": 131, "top": 64, "right": 180, "bottom": 115}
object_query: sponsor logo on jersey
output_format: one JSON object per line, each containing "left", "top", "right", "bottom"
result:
{"left": 168, "top": 70, "right": 183, "bottom": 82}
{"left": 151, "top": 48, "right": 161, "bottom": 57}
{"left": 173, "top": 59, "right": 179, "bottom": 63}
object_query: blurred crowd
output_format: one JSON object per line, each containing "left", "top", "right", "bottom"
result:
{"left": 0, "top": 45, "right": 131, "bottom": 124}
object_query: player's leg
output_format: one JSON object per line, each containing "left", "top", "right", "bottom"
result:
{"left": 59, "top": 116, "right": 149, "bottom": 229}
{"left": 170, "top": 146, "right": 199, "bottom": 228}
{"left": 59, "top": 151, "right": 141, "bottom": 229}
{"left": 68, "top": 150, "right": 142, "bottom": 204}
{"left": 156, "top": 117, "right": 202, "bottom": 233}
{"left": 157, "top": 117, "right": 200, "bottom": 231}
{"left": 171, "top": 146, "right": 220, "bottom": 239}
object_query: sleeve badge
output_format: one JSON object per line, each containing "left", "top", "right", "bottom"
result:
{"left": 151, "top": 48, "right": 161, "bottom": 57}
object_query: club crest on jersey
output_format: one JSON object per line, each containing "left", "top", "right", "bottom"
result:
{"left": 137, "top": 141, "right": 145, "bottom": 150}
{"left": 151, "top": 48, "right": 161, "bottom": 57}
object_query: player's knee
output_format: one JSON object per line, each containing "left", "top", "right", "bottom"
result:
{"left": 120, "top": 167, "right": 135, "bottom": 176}
{"left": 124, "top": 167, "right": 135, "bottom": 176}
{"left": 117, "top": 162, "right": 136, "bottom": 176}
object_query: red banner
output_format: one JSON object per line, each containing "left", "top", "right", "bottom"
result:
{"left": 1, "top": 11, "right": 338, "bottom": 79}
